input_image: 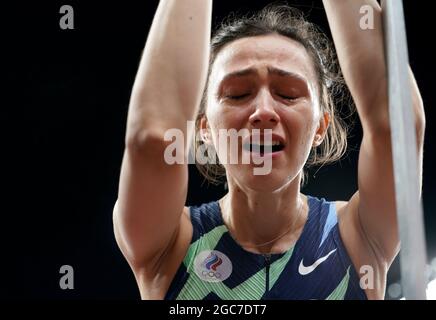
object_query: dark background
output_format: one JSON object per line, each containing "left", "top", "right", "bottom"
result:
{"left": 2, "top": 0, "right": 435, "bottom": 299}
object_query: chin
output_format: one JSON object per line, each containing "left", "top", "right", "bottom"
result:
{"left": 232, "top": 166, "right": 299, "bottom": 193}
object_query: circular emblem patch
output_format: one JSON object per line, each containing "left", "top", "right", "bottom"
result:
{"left": 194, "top": 250, "right": 233, "bottom": 282}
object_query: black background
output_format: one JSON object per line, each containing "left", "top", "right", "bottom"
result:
{"left": 2, "top": 0, "right": 435, "bottom": 299}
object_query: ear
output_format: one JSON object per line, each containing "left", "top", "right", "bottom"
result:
{"left": 313, "top": 112, "right": 330, "bottom": 147}
{"left": 199, "top": 115, "right": 213, "bottom": 145}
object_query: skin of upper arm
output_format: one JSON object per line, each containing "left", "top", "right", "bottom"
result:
{"left": 130, "top": 206, "right": 194, "bottom": 299}
{"left": 336, "top": 197, "right": 388, "bottom": 300}
{"left": 113, "top": 141, "right": 189, "bottom": 273}
{"left": 323, "top": 0, "right": 425, "bottom": 269}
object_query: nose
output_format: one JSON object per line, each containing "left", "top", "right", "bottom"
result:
{"left": 248, "top": 89, "right": 280, "bottom": 128}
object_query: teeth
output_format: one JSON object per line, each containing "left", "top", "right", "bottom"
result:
{"left": 242, "top": 139, "right": 284, "bottom": 152}
{"left": 252, "top": 140, "right": 281, "bottom": 146}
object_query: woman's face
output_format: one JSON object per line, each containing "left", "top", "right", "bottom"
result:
{"left": 203, "top": 34, "right": 328, "bottom": 192}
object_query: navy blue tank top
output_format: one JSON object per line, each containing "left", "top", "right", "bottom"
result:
{"left": 165, "top": 195, "right": 367, "bottom": 300}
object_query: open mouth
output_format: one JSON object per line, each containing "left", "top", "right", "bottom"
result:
{"left": 242, "top": 141, "right": 285, "bottom": 154}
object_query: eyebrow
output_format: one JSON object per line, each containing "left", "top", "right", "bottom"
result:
{"left": 219, "top": 66, "right": 308, "bottom": 84}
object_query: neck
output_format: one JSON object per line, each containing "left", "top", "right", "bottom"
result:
{"left": 219, "top": 174, "right": 308, "bottom": 254}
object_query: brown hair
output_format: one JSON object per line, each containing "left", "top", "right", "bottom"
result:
{"left": 193, "top": 3, "right": 353, "bottom": 185}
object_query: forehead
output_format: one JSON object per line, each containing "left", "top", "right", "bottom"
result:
{"left": 210, "top": 34, "right": 316, "bottom": 85}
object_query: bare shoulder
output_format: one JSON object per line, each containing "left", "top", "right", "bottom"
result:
{"left": 335, "top": 200, "right": 348, "bottom": 217}
{"left": 334, "top": 194, "right": 388, "bottom": 300}
{"left": 134, "top": 206, "right": 193, "bottom": 300}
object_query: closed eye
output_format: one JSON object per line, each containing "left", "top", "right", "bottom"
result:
{"left": 278, "top": 94, "right": 298, "bottom": 100}
{"left": 227, "top": 94, "right": 251, "bottom": 100}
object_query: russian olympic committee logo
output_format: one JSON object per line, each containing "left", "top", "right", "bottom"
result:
{"left": 194, "top": 250, "right": 233, "bottom": 282}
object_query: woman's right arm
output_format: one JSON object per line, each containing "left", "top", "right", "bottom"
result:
{"left": 113, "top": 0, "right": 212, "bottom": 273}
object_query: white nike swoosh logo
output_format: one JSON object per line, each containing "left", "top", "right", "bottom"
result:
{"left": 298, "top": 249, "right": 337, "bottom": 275}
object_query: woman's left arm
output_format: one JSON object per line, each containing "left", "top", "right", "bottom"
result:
{"left": 322, "top": 0, "right": 425, "bottom": 267}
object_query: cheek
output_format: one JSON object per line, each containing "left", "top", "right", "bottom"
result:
{"left": 282, "top": 108, "right": 317, "bottom": 146}
{"left": 205, "top": 108, "right": 234, "bottom": 148}
{"left": 208, "top": 103, "right": 248, "bottom": 132}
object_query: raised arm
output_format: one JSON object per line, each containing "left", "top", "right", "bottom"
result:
{"left": 114, "top": 0, "right": 212, "bottom": 275}
{"left": 322, "top": 0, "right": 425, "bottom": 270}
